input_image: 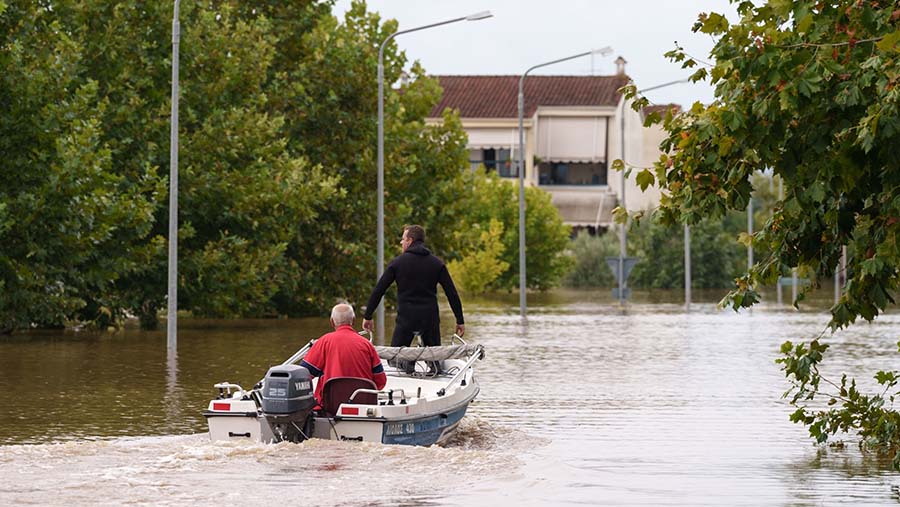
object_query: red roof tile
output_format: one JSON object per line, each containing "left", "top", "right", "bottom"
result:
{"left": 430, "top": 75, "right": 630, "bottom": 119}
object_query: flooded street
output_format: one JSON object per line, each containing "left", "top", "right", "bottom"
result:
{"left": 1, "top": 290, "right": 899, "bottom": 505}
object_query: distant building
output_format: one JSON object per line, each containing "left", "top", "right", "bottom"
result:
{"left": 427, "top": 61, "right": 677, "bottom": 230}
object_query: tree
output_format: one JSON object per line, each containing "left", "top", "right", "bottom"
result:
{"left": 447, "top": 219, "right": 509, "bottom": 293}
{"left": 447, "top": 168, "right": 573, "bottom": 292}
{"left": 628, "top": 217, "right": 745, "bottom": 289}
{"left": 624, "top": 0, "right": 900, "bottom": 468}
{"left": 0, "top": 2, "right": 161, "bottom": 331}
{"left": 561, "top": 231, "right": 617, "bottom": 288}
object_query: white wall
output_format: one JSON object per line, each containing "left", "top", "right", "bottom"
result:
{"left": 606, "top": 96, "right": 653, "bottom": 212}
{"left": 634, "top": 122, "right": 666, "bottom": 212}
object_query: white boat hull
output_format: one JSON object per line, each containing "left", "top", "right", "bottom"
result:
{"left": 205, "top": 355, "right": 480, "bottom": 446}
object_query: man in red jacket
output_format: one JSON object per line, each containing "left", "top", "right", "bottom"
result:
{"left": 301, "top": 303, "right": 386, "bottom": 405}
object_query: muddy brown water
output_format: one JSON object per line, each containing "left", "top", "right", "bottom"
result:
{"left": 1, "top": 289, "right": 898, "bottom": 505}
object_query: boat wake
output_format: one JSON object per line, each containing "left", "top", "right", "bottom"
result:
{"left": 443, "top": 414, "right": 545, "bottom": 452}
{"left": 0, "top": 424, "right": 540, "bottom": 506}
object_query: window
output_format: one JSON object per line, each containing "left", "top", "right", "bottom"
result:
{"left": 537, "top": 162, "right": 607, "bottom": 186}
{"left": 469, "top": 148, "right": 518, "bottom": 177}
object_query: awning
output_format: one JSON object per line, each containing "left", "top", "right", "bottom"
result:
{"left": 545, "top": 187, "right": 618, "bottom": 226}
{"left": 537, "top": 116, "right": 608, "bottom": 163}
{"left": 465, "top": 128, "right": 518, "bottom": 149}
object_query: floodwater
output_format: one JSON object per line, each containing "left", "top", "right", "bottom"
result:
{"left": 1, "top": 289, "right": 899, "bottom": 506}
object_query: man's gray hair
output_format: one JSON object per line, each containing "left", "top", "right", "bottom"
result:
{"left": 331, "top": 303, "right": 355, "bottom": 326}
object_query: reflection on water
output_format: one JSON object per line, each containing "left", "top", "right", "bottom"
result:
{"left": 1, "top": 290, "right": 899, "bottom": 505}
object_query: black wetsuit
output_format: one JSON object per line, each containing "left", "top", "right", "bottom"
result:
{"left": 363, "top": 241, "right": 464, "bottom": 347}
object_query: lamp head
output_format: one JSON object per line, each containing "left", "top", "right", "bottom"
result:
{"left": 591, "top": 46, "right": 614, "bottom": 57}
{"left": 465, "top": 11, "right": 493, "bottom": 21}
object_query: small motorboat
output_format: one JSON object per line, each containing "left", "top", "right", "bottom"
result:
{"left": 204, "top": 334, "right": 484, "bottom": 446}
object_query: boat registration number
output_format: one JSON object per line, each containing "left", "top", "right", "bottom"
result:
{"left": 385, "top": 422, "right": 415, "bottom": 436}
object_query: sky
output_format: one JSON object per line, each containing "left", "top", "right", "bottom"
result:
{"left": 332, "top": 0, "right": 737, "bottom": 109}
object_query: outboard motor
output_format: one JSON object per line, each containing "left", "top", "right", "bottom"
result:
{"left": 260, "top": 364, "right": 316, "bottom": 443}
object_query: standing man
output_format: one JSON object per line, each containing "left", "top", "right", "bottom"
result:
{"left": 363, "top": 225, "right": 465, "bottom": 347}
{"left": 301, "top": 303, "right": 386, "bottom": 405}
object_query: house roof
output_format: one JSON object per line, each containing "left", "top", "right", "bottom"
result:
{"left": 429, "top": 75, "right": 630, "bottom": 119}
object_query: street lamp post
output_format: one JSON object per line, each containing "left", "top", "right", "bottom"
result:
{"left": 376, "top": 11, "right": 492, "bottom": 342}
{"left": 168, "top": 0, "right": 181, "bottom": 351}
{"left": 618, "top": 92, "right": 627, "bottom": 304}
{"left": 517, "top": 47, "right": 612, "bottom": 317}
{"left": 632, "top": 78, "right": 691, "bottom": 307}
{"left": 684, "top": 224, "right": 691, "bottom": 308}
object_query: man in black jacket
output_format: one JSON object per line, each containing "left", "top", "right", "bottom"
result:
{"left": 362, "top": 225, "right": 465, "bottom": 347}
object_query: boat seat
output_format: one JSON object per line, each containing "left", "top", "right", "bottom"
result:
{"left": 321, "top": 377, "right": 377, "bottom": 416}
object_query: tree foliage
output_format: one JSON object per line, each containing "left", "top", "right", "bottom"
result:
{"left": 447, "top": 169, "right": 573, "bottom": 292}
{"left": 625, "top": 0, "right": 900, "bottom": 467}
{"left": 628, "top": 217, "right": 746, "bottom": 289}
{"left": 447, "top": 218, "right": 509, "bottom": 294}
{"left": 778, "top": 339, "right": 900, "bottom": 469}
{"left": 561, "top": 231, "right": 617, "bottom": 288}
{"left": 0, "top": 2, "right": 162, "bottom": 331}
{"left": 564, "top": 172, "right": 779, "bottom": 291}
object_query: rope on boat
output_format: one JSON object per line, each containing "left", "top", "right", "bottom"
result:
{"left": 373, "top": 344, "right": 482, "bottom": 363}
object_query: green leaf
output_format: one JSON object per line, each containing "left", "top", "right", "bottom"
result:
{"left": 875, "top": 370, "right": 898, "bottom": 386}
{"left": 876, "top": 31, "right": 900, "bottom": 53}
{"left": 698, "top": 12, "right": 729, "bottom": 35}
{"left": 770, "top": 0, "right": 793, "bottom": 15}
{"left": 805, "top": 182, "right": 825, "bottom": 203}
{"left": 796, "top": 14, "right": 813, "bottom": 34}
{"left": 635, "top": 169, "right": 655, "bottom": 191}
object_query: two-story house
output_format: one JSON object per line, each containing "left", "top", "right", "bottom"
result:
{"left": 426, "top": 60, "right": 669, "bottom": 231}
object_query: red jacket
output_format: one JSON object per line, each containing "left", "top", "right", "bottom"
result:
{"left": 301, "top": 325, "right": 387, "bottom": 404}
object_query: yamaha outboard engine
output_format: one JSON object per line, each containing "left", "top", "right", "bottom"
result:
{"left": 260, "top": 364, "right": 316, "bottom": 443}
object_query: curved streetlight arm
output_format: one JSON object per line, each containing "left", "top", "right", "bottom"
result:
{"left": 638, "top": 77, "right": 691, "bottom": 94}
{"left": 520, "top": 50, "right": 592, "bottom": 87}
{"left": 379, "top": 17, "right": 466, "bottom": 60}
{"left": 378, "top": 11, "right": 493, "bottom": 64}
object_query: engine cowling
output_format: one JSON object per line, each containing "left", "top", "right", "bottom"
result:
{"left": 260, "top": 364, "right": 315, "bottom": 442}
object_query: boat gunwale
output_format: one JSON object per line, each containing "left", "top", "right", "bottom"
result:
{"left": 327, "top": 384, "right": 479, "bottom": 423}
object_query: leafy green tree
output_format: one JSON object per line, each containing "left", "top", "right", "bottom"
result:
{"left": 562, "top": 231, "right": 617, "bottom": 288}
{"left": 0, "top": 2, "right": 161, "bottom": 332}
{"left": 625, "top": 0, "right": 900, "bottom": 468}
{"left": 173, "top": 4, "right": 339, "bottom": 319}
{"left": 448, "top": 169, "right": 573, "bottom": 292}
{"left": 447, "top": 218, "right": 509, "bottom": 293}
{"left": 629, "top": 217, "right": 745, "bottom": 289}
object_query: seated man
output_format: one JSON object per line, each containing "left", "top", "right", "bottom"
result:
{"left": 301, "top": 303, "right": 386, "bottom": 407}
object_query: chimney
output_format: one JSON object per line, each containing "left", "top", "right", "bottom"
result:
{"left": 615, "top": 56, "right": 627, "bottom": 76}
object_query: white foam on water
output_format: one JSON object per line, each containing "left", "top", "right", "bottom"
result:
{"left": 0, "top": 425, "right": 532, "bottom": 506}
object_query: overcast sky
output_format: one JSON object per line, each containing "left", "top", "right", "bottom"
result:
{"left": 332, "top": 0, "right": 736, "bottom": 108}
